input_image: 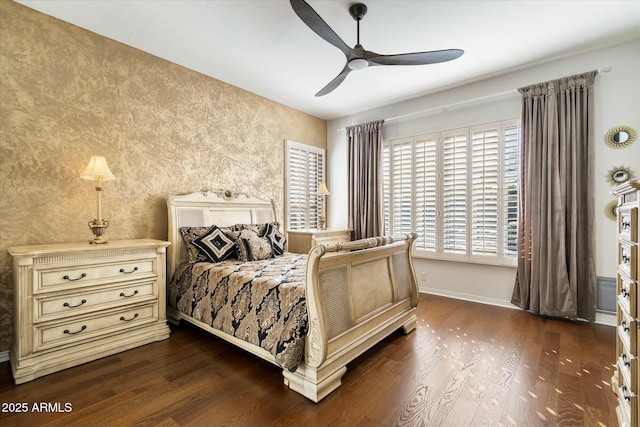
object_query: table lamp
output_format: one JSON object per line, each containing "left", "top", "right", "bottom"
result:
{"left": 317, "top": 182, "right": 330, "bottom": 230}
{"left": 80, "top": 156, "right": 116, "bottom": 244}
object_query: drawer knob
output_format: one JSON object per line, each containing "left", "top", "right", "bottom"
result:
{"left": 119, "top": 290, "right": 139, "bottom": 298}
{"left": 120, "top": 313, "right": 139, "bottom": 322}
{"left": 119, "top": 267, "right": 139, "bottom": 274}
{"left": 63, "top": 273, "right": 87, "bottom": 282}
{"left": 63, "top": 299, "right": 87, "bottom": 308}
{"left": 63, "top": 325, "right": 87, "bottom": 335}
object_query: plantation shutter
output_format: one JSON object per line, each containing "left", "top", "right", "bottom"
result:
{"left": 442, "top": 130, "right": 468, "bottom": 255}
{"left": 471, "top": 125, "right": 500, "bottom": 257}
{"left": 391, "top": 140, "right": 413, "bottom": 236}
{"left": 503, "top": 120, "right": 521, "bottom": 258}
{"left": 383, "top": 144, "right": 390, "bottom": 234}
{"left": 306, "top": 150, "right": 322, "bottom": 230}
{"left": 285, "top": 140, "right": 325, "bottom": 230}
{"left": 381, "top": 118, "right": 520, "bottom": 266}
{"left": 414, "top": 135, "right": 438, "bottom": 252}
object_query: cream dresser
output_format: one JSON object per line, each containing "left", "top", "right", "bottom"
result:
{"left": 9, "top": 239, "right": 171, "bottom": 384}
{"left": 287, "top": 229, "right": 351, "bottom": 254}
{"left": 613, "top": 180, "right": 640, "bottom": 427}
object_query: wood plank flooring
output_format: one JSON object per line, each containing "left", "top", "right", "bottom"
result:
{"left": 0, "top": 294, "right": 617, "bottom": 427}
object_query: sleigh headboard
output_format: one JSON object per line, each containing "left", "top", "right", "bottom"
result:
{"left": 166, "top": 190, "right": 277, "bottom": 280}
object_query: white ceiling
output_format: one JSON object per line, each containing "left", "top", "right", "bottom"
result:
{"left": 16, "top": 0, "right": 640, "bottom": 120}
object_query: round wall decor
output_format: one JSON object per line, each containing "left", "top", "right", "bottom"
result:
{"left": 605, "top": 200, "right": 618, "bottom": 221}
{"left": 604, "top": 125, "right": 637, "bottom": 149}
{"left": 606, "top": 165, "right": 636, "bottom": 185}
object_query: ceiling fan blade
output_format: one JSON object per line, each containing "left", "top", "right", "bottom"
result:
{"left": 315, "top": 65, "right": 351, "bottom": 97}
{"left": 290, "top": 0, "right": 352, "bottom": 58}
{"left": 368, "top": 49, "right": 464, "bottom": 66}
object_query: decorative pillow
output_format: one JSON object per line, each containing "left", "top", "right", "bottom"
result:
{"left": 179, "top": 226, "right": 212, "bottom": 263}
{"left": 233, "top": 223, "right": 267, "bottom": 236}
{"left": 235, "top": 229, "right": 273, "bottom": 262}
{"left": 191, "top": 225, "right": 237, "bottom": 263}
{"left": 263, "top": 222, "right": 287, "bottom": 256}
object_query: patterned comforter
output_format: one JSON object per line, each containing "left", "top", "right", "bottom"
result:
{"left": 168, "top": 253, "right": 308, "bottom": 371}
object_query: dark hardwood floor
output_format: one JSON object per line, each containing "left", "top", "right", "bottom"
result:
{"left": 0, "top": 294, "right": 616, "bottom": 427}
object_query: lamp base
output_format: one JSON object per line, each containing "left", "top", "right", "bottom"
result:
{"left": 88, "top": 219, "right": 110, "bottom": 244}
{"left": 319, "top": 216, "right": 327, "bottom": 231}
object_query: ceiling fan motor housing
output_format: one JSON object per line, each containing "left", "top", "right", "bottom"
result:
{"left": 348, "top": 3, "right": 368, "bottom": 69}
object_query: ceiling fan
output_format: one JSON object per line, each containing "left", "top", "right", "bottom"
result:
{"left": 290, "top": 0, "right": 464, "bottom": 96}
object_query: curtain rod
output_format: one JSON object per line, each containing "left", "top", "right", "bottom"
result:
{"left": 336, "top": 65, "right": 613, "bottom": 132}
{"left": 385, "top": 89, "right": 517, "bottom": 122}
{"left": 336, "top": 89, "right": 517, "bottom": 132}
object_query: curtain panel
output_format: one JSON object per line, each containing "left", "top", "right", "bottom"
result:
{"left": 347, "top": 120, "right": 384, "bottom": 240}
{"left": 511, "top": 70, "right": 598, "bottom": 321}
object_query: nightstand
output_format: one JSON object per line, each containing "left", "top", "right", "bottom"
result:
{"left": 287, "top": 229, "right": 351, "bottom": 254}
{"left": 8, "top": 239, "right": 171, "bottom": 384}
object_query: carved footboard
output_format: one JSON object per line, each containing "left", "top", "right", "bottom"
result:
{"left": 283, "top": 233, "right": 419, "bottom": 402}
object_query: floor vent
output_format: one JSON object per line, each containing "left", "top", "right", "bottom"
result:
{"left": 596, "top": 276, "right": 616, "bottom": 314}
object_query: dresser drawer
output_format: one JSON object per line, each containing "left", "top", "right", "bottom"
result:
{"left": 619, "top": 350, "right": 638, "bottom": 394}
{"left": 618, "top": 383, "right": 637, "bottom": 427}
{"left": 619, "top": 240, "right": 638, "bottom": 281}
{"left": 620, "top": 206, "right": 638, "bottom": 244}
{"left": 35, "top": 303, "right": 159, "bottom": 352}
{"left": 37, "top": 259, "right": 156, "bottom": 291}
{"left": 618, "top": 273, "right": 637, "bottom": 318}
{"left": 618, "top": 307, "right": 638, "bottom": 355}
{"left": 36, "top": 280, "right": 156, "bottom": 321}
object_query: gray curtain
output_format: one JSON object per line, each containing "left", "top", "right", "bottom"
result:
{"left": 347, "top": 120, "right": 384, "bottom": 240}
{"left": 511, "top": 70, "right": 598, "bottom": 321}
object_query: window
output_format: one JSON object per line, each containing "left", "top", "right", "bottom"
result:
{"left": 285, "top": 140, "right": 326, "bottom": 230}
{"left": 383, "top": 119, "right": 520, "bottom": 265}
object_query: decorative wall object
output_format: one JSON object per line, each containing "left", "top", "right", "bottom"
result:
{"left": 604, "top": 125, "right": 637, "bottom": 148}
{"left": 605, "top": 199, "right": 618, "bottom": 221}
{"left": 606, "top": 165, "right": 636, "bottom": 185}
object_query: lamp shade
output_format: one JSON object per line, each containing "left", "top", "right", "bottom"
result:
{"left": 80, "top": 156, "right": 116, "bottom": 181}
{"left": 317, "top": 182, "right": 330, "bottom": 196}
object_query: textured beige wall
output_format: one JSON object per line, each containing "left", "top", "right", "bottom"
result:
{"left": 0, "top": 2, "right": 326, "bottom": 352}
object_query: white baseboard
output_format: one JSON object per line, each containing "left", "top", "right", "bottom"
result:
{"left": 421, "top": 286, "right": 519, "bottom": 311}
{"left": 420, "top": 286, "right": 616, "bottom": 327}
{"left": 0, "top": 351, "right": 8, "bottom": 363}
{"left": 596, "top": 312, "right": 616, "bottom": 326}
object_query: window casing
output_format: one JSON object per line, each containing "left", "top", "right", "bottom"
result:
{"left": 285, "top": 140, "right": 326, "bottom": 230}
{"left": 383, "top": 119, "right": 520, "bottom": 266}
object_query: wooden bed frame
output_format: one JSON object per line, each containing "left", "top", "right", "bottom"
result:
{"left": 166, "top": 190, "right": 419, "bottom": 402}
